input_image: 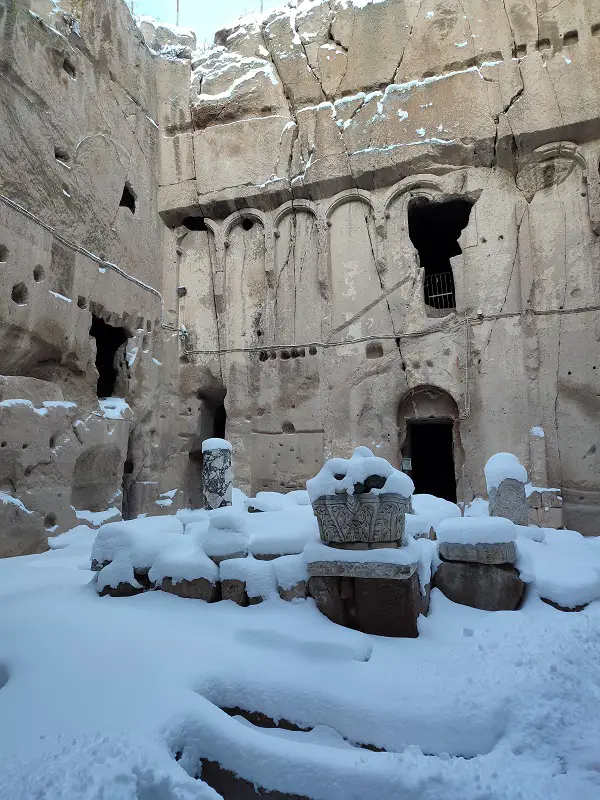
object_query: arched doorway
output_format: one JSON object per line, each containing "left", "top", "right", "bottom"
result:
{"left": 397, "top": 386, "right": 460, "bottom": 502}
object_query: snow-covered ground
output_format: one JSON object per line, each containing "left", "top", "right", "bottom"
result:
{"left": 1, "top": 508, "right": 600, "bottom": 798}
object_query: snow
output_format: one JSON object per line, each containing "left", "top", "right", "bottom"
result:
{"left": 247, "top": 502, "right": 319, "bottom": 556}
{"left": 220, "top": 554, "right": 277, "bottom": 599}
{"left": 464, "top": 497, "right": 489, "bottom": 517}
{"left": 306, "top": 447, "right": 414, "bottom": 502}
{"left": 201, "top": 437, "right": 232, "bottom": 453}
{"left": 0, "top": 491, "right": 32, "bottom": 514}
{"left": 525, "top": 482, "right": 561, "bottom": 498}
{"left": 484, "top": 452, "right": 528, "bottom": 491}
{"left": 437, "top": 516, "right": 517, "bottom": 544}
{"left": 74, "top": 507, "right": 120, "bottom": 525}
{"left": 149, "top": 538, "right": 218, "bottom": 585}
{"left": 273, "top": 553, "right": 308, "bottom": 590}
{"left": 305, "top": 538, "right": 420, "bottom": 567}
{"left": 2, "top": 510, "right": 600, "bottom": 798}
{"left": 49, "top": 290, "right": 72, "bottom": 302}
{"left": 91, "top": 516, "right": 184, "bottom": 578}
{"left": 530, "top": 426, "right": 545, "bottom": 438}
{"left": 98, "top": 398, "right": 131, "bottom": 420}
{"left": 411, "top": 493, "right": 461, "bottom": 529}
{"left": 202, "top": 510, "right": 249, "bottom": 559}
{"left": 517, "top": 528, "right": 600, "bottom": 608}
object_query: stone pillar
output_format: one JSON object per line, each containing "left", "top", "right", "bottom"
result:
{"left": 202, "top": 438, "right": 233, "bottom": 510}
{"left": 489, "top": 478, "right": 528, "bottom": 526}
{"left": 529, "top": 426, "right": 548, "bottom": 488}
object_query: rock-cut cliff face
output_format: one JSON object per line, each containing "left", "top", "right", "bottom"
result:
{"left": 160, "top": 0, "right": 600, "bottom": 536}
{"left": 160, "top": 0, "right": 600, "bottom": 213}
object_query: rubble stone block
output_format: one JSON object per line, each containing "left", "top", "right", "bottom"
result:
{"left": 98, "top": 581, "right": 145, "bottom": 598}
{"left": 541, "top": 491, "right": 563, "bottom": 509}
{"left": 353, "top": 573, "right": 421, "bottom": 637}
{"left": 307, "top": 576, "right": 346, "bottom": 626}
{"left": 221, "top": 578, "right": 249, "bottom": 607}
{"left": 278, "top": 581, "right": 308, "bottom": 602}
{"left": 528, "top": 491, "right": 542, "bottom": 509}
{"left": 489, "top": 478, "right": 528, "bottom": 526}
{"left": 438, "top": 540, "right": 517, "bottom": 565}
{"left": 538, "top": 507, "right": 563, "bottom": 529}
{"left": 528, "top": 507, "right": 540, "bottom": 526}
{"left": 161, "top": 577, "right": 220, "bottom": 602}
{"left": 434, "top": 561, "right": 524, "bottom": 611}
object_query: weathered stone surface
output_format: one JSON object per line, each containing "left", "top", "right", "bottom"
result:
{"left": 307, "top": 576, "right": 346, "bottom": 627}
{"left": 202, "top": 447, "right": 233, "bottom": 511}
{"left": 312, "top": 492, "right": 409, "bottom": 545}
{"left": 541, "top": 597, "right": 588, "bottom": 613}
{"left": 221, "top": 578, "right": 249, "bottom": 607}
{"left": 439, "top": 541, "right": 517, "bottom": 565}
{"left": 353, "top": 573, "right": 421, "bottom": 638}
{"left": 161, "top": 577, "right": 219, "bottom": 602}
{"left": 4, "top": 0, "right": 600, "bottom": 556}
{"left": 307, "top": 559, "right": 416, "bottom": 580}
{"left": 278, "top": 581, "right": 308, "bottom": 602}
{"left": 0, "top": 496, "right": 47, "bottom": 558}
{"left": 489, "top": 478, "right": 528, "bottom": 526}
{"left": 434, "top": 562, "right": 524, "bottom": 612}
{"left": 98, "top": 581, "right": 145, "bottom": 599}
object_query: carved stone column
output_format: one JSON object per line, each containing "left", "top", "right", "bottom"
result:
{"left": 202, "top": 439, "right": 233, "bottom": 510}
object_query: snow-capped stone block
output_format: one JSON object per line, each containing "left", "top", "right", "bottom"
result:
{"left": 202, "top": 509, "right": 249, "bottom": 565}
{"left": 484, "top": 453, "right": 528, "bottom": 526}
{"left": 273, "top": 553, "right": 308, "bottom": 601}
{"left": 437, "top": 517, "right": 517, "bottom": 565}
{"left": 220, "top": 555, "right": 277, "bottom": 605}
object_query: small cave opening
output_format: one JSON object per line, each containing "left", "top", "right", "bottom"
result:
{"left": 89, "top": 315, "right": 129, "bottom": 398}
{"left": 408, "top": 198, "right": 474, "bottom": 312}
{"left": 119, "top": 182, "right": 136, "bottom": 214}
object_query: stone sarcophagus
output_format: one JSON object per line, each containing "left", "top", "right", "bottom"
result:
{"left": 312, "top": 491, "right": 410, "bottom": 546}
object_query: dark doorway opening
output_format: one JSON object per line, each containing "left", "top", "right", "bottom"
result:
{"left": 212, "top": 403, "right": 227, "bottom": 438}
{"left": 407, "top": 420, "right": 457, "bottom": 502}
{"left": 407, "top": 198, "right": 474, "bottom": 311}
{"left": 89, "top": 315, "right": 129, "bottom": 398}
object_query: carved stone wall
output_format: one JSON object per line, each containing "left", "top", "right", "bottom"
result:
{"left": 160, "top": 0, "right": 600, "bottom": 534}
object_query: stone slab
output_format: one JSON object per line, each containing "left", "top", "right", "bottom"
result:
{"left": 307, "top": 559, "right": 417, "bottom": 580}
{"left": 439, "top": 540, "right": 517, "bottom": 565}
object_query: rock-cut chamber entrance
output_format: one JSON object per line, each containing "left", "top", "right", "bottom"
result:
{"left": 398, "top": 386, "right": 459, "bottom": 503}
{"left": 406, "top": 420, "right": 457, "bottom": 502}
